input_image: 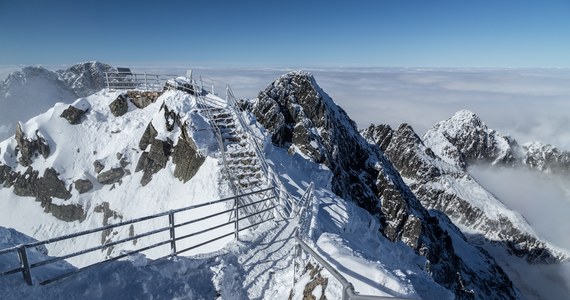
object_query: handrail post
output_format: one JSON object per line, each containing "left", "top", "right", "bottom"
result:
{"left": 17, "top": 245, "right": 33, "bottom": 285}
{"left": 234, "top": 196, "right": 240, "bottom": 241}
{"left": 105, "top": 72, "right": 110, "bottom": 90}
{"left": 168, "top": 211, "right": 177, "bottom": 257}
{"left": 144, "top": 72, "right": 148, "bottom": 91}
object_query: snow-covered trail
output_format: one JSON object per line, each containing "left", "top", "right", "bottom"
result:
{"left": 216, "top": 218, "right": 298, "bottom": 299}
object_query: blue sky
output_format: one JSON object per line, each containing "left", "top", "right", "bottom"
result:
{"left": 1, "top": 0, "right": 569, "bottom": 67}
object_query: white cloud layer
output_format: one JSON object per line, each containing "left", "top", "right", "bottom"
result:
{"left": 137, "top": 67, "right": 570, "bottom": 150}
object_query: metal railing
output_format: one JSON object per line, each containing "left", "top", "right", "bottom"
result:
{"left": 294, "top": 231, "right": 409, "bottom": 300}
{"left": 293, "top": 183, "right": 409, "bottom": 300}
{"left": 104, "top": 71, "right": 181, "bottom": 91}
{"left": 225, "top": 86, "right": 298, "bottom": 217}
{"left": 0, "top": 188, "right": 275, "bottom": 286}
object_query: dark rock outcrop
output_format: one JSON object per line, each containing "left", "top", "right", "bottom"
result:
{"left": 45, "top": 203, "right": 86, "bottom": 222}
{"left": 7, "top": 166, "right": 82, "bottom": 222}
{"left": 60, "top": 105, "right": 88, "bottom": 125}
{"left": 15, "top": 123, "right": 51, "bottom": 167}
{"left": 109, "top": 94, "right": 129, "bottom": 117}
{"left": 74, "top": 178, "right": 93, "bottom": 194}
{"left": 97, "top": 167, "right": 125, "bottom": 185}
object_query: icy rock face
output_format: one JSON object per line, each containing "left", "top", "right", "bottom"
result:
{"left": 252, "top": 72, "right": 517, "bottom": 298}
{"left": 423, "top": 110, "right": 518, "bottom": 170}
{"left": 363, "top": 123, "right": 567, "bottom": 264}
{"left": 57, "top": 61, "right": 116, "bottom": 97}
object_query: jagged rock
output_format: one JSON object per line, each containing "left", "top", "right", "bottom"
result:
{"left": 127, "top": 91, "right": 161, "bottom": 109}
{"left": 109, "top": 94, "right": 129, "bottom": 117}
{"left": 60, "top": 105, "right": 87, "bottom": 125}
{"left": 93, "top": 160, "right": 105, "bottom": 173}
{"left": 136, "top": 104, "right": 197, "bottom": 186}
{"left": 97, "top": 167, "right": 125, "bottom": 185}
{"left": 94, "top": 202, "right": 123, "bottom": 247}
{"left": 172, "top": 127, "right": 205, "bottom": 183}
{"left": 523, "top": 142, "right": 570, "bottom": 175}
{"left": 15, "top": 123, "right": 51, "bottom": 167}
{"left": 74, "top": 178, "right": 93, "bottom": 194}
{"left": 363, "top": 124, "right": 441, "bottom": 181}
{"left": 10, "top": 166, "right": 80, "bottom": 222}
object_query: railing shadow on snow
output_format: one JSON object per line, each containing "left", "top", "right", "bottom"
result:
{"left": 0, "top": 187, "right": 276, "bottom": 286}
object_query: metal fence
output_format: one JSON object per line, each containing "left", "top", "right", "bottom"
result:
{"left": 0, "top": 187, "right": 276, "bottom": 286}
{"left": 104, "top": 71, "right": 181, "bottom": 91}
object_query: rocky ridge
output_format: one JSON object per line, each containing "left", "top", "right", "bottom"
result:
{"left": 251, "top": 71, "right": 517, "bottom": 298}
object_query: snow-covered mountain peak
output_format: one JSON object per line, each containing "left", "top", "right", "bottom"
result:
{"left": 423, "top": 109, "right": 517, "bottom": 169}
{"left": 57, "top": 61, "right": 116, "bottom": 97}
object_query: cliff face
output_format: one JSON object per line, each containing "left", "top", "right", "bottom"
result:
{"left": 251, "top": 71, "right": 518, "bottom": 298}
